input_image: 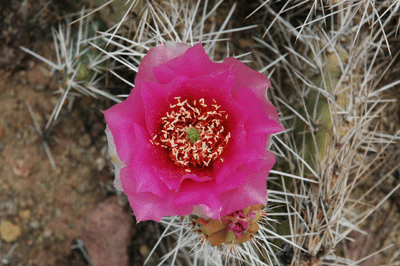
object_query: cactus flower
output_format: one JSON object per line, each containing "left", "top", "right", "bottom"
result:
{"left": 103, "top": 42, "right": 284, "bottom": 222}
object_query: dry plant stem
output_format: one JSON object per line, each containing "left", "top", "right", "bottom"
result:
{"left": 25, "top": 102, "right": 57, "bottom": 170}
{"left": 20, "top": 11, "right": 122, "bottom": 133}
{"left": 251, "top": 0, "right": 400, "bottom": 265}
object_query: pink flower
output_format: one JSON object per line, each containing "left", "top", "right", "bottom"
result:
{"left": 104, "top": 42, "right": 285, "bottom": 222}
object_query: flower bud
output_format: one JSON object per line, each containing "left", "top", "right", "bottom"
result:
{"left": 190, "top": 204, "right": 264, "bottom": 247}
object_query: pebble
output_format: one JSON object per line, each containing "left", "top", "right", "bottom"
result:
{"left": 0, "top": 220, "right": 22, "bottom": 242}
{"left": 29, "top": 221, "right": 40, "bottom": 230}
{"left": 34, "top": 84, "right": 46, "bottom": 91}
{"left": 79, "top": 133, "right": 92, "bottom": 148}
{"left": 81, "top": 196, "right": 133, "bottom": 266}
{"left": 95, "top": 157, "right": 106, "bottom": 171}
{"left": 139, "top": 245, "right": 150, "bottom": 257}
{"left": 13, "top": 158, "right": 33, "bottom": 178}
{"left": 43, "top": 229, "right": 52, "bottom": 238}
{"left": 19, "top": 209, "right": 31, "bottom": 220}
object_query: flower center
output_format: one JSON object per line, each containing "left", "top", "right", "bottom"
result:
{"left": 186, "top": 127, "right": 200, "bottom": 143}
{"left": 151, "top": 97, "right": 230, "bottom": 171}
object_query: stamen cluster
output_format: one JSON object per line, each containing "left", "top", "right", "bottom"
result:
{"left": 151, "top": 97, "right": 230, "bottom": 171}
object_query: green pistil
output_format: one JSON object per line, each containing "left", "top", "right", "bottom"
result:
{"left": 186, "top": 127, "right": 200, "bottom": 143}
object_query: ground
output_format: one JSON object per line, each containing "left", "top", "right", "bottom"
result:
{"left": 0, "top": 1, "right": 159, "bottom": 265}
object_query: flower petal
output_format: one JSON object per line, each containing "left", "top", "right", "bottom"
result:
{"left": 153, "top": 43, "right": 228, "bottom": 84}
{"left": 105, "top": 126, "right": 125, "bottom": 191}
{"left": 223, "top": 57, "right": 270, "bottom": 98}
{"left": 235, "top": 87, "right": 285, "bottom": 157}
{"left": 218, "top": 152, "right": 275, "bottom": 217}
{"left": 174, "top": 179, "right": 221, "bottom": 219}
{"left": 176, "top": 170, "right": 248, "bottom": 219}
{"left": 103, "top": 87, "right": 145, "bottom": 165}
{"left": 213, "top": 123, "right": 262, "bottom": 183}
{"left": 140, "top": 75, "right": 189, "bottom": 136}
{"left": 121, "top": 123, "right": 169, "bottom": 197}
{"left": 223, "top": 57, "right": 282, "bottom": 124}
{"left": 135, "top": 42, "right": 190, "bottom": 85}
{"left": 216, "top": 169, "right": 249, "bottom": 194}
{"left": 126, "top": 192, "right": 192, "bottom": 223}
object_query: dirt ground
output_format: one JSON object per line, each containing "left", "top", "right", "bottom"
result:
{"left": 0, "top": 1, "right": 162, "bottom": 265}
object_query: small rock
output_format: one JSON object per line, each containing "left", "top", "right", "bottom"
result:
{"left": 0, "top": 201, "right": 17, "bottom": 216}
{"left": 139, "top": 245, "right": 150, "bottom": 257}
{"left": 34, "top": 84, "right": 46, "bottom": 91}
{"left": 77, "top": 183, "right": 87, "bottom": 193}
{"left": 29, "top": 221, "right": 40, "bottom": 229}
{"left": 21, "top": 78, "right": 28, "bottom": 85}
{"left": 79, "top": 133, "right": 92, "bottom": 148}
{"left": 13, "top": 158, "right": 33, "bottom": 178}
{"left": 19, "top": 209, "right": 31, "bottom": 220}
{"left": 95, "top": 157, "right": 106, "bottom": 171}
{"left": 0, "top": 220, "right": 22, "bottom": 242}
{"left": 82, "top": 196, "right": 133, "bottom": 266}
{"left": 43, "top": 229, "right": 52, "bottom": 238}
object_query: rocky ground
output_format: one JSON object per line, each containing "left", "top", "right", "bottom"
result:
{"left": 0, "top": 1, "right": 163, "bottom": 265}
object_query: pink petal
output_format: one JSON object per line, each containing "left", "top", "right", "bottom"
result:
{"left": 235, "top": 87, "right": 285, "bottom": 157}
{"left": 135, "top": 42, "right": 190, "bottom": 85}
{"left": 103, "top": 88, "right": 145, "bottom": 165}
{"left": 216, "top": 169, "right": 249, "bottom": 194}
{"left": 157, "top": 169, "right": 214, "bottom": 192}
{"left": 180, "top": 65, "right": 237, "bottom": 102}
{"left": 179, "top": 174, "right": 213, "bottom": 183}
{"left": 223, "top": 57, "right": 282, "bottom": 124}
{"left": 120, "top": 165, "right": 191, "bottom": 222}
{"left": 153, "top": 43, "right": 228, "bottom": 84}
{"left": 173, "top": 179, "right": 218, "bottom": 207}
{"left": 213, "top": 124, "right": 262, "bottom": 183}
{"left": 127, "top": 192, "right": 192, "bottom": 223}
{"left": 140, "top": 75, "right": 189, "bottom": 135}
{"left": 222, "top": 57, "right": 270, "bottom": 98}
{"left": 218, "top": 152, "right": 276, "bottom": 217}
{"left": 175, "top": 170, "right": 248, "bottom": 219}
{"left": 118, "top": 124, "right": 168, "bottom": 197}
